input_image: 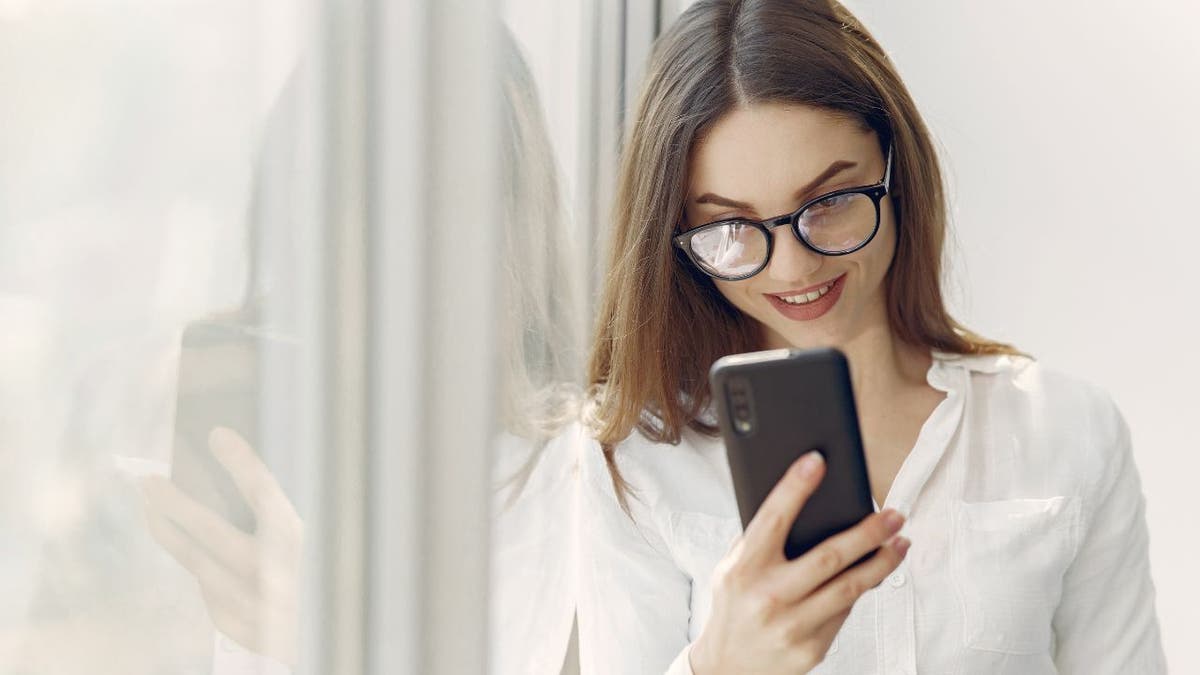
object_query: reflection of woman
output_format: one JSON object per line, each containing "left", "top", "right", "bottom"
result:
{"left": 488, "top": 24, "right": 585, "bottom": 675}
{"left": 142, "top": 21, "right": 586, "bottom": 675}
{"left": 576, "top": 1, "right": 1165, "bottom": 674}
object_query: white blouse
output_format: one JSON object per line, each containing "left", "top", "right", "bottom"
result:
{"left": 574, "top": 350, "right": 1167, "bottom": 674}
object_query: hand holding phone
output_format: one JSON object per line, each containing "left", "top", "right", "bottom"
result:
{"left": 688, "top": 452, "right": 911, "bottom": 675}
{"left": 142, "top": 427, "right": 302, "bottom": 668}
{"left": 687, "top": 347, "right": 912, "bottom": 674}
{"left": 710, "top": 347, "right": 876, "bottom": 559}
{"left": 141, "top": 316, "right": 303, "bottom": 666}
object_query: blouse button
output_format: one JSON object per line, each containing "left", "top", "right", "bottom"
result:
{"left": 888, "top": 572, "right": 907, "bottom": 588}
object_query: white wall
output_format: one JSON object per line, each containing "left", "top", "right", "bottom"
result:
{"left": 841, "top": 1, "right": 1200, "bottom": 671}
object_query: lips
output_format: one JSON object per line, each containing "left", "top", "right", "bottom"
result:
{"left": 764, "top": 273, "right": 847, "bottom": 321}
{"left": 775, "top": 280, "right": 835, "bottom": 306}
{"left": 769, "top": 274, "right": 844, "bottom": 300}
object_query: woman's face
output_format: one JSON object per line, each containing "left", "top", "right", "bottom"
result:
{"left": 684, "top": 103, "right": 896, "bottom": 351}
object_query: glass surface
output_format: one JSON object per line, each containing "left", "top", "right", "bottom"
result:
{"left": 799, "top": 191, "right": 878, "bottom": 253}
{"left": 0, "top": 0, "right": 313, "bottom": 670}
{"left": 690, "top": 221, "right": 770, "bottom": 278}
{"left": 490, "top": 3, "right": 594, "bottom": 673}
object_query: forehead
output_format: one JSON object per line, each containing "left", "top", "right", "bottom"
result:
{"left": 688, "top": 103, "right": 875, "bottom": 200}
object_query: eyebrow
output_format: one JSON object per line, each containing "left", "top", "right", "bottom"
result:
{"left": 693, "top": 160, "right": 860, "bottom": 211}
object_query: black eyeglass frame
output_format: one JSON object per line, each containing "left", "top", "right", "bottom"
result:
{"left": 672, "top": 147, "right": 894, "bottom": 282}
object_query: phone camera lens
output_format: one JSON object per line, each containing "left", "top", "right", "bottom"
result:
{"left": 726, "top": 377, "right": 756, "bottom": 436}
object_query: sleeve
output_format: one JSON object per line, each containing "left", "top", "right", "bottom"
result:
{"left": 488, "top": 429, "right": 581, "bottom": 675}
{"left": 1051, "top": 395, "right": 1167, "bottom": 673}
{"left": 576, "top": 428, "right": 697, "bottom": 675}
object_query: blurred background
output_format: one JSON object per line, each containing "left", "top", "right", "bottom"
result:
{"left": 0, "top": 0, "right": 1195, "bottom": 673}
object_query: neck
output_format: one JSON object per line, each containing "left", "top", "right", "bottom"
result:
{"left": 761, "top": 321, "right": 931, "bottom": 415}
{"left": 838, "top": 323, "right": 931, "bottom": 413}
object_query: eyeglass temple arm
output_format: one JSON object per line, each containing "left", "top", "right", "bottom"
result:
{"left": 882, "top": 144, "right": 894, "bottom": 190}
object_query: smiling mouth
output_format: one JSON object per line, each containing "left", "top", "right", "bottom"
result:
{"left": 769, "top": 274, "right": 845, "bottom": 305}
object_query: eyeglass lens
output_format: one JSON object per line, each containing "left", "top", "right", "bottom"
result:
{"left": 688, "top": 192, "right": 877, "bottom": 278}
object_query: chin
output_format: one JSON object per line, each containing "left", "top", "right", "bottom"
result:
{"left": 761, "top": 322, "right": 840, "bottom": 351}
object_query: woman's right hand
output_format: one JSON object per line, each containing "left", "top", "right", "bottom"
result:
{"left": 688, "top": 451, "right": 910, "bottom": 675}
{"left": 141, "top": 427, "right": 302, "bottom": 668}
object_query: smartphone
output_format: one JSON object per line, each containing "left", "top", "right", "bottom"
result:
{"left": 710, "top": 347, "right": 875, "bottom": 561}
{"left": 171, "top": 318, "right": 261, "bottom": 533}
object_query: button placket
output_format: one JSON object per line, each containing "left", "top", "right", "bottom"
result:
{"left": 877, "top": 558, "right": 917, "bottom": 675}
{"left": 871, "top": 357, "right": 963, "bottom": 675}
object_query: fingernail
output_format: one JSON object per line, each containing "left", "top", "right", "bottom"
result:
{"left": 797, "top": 451, "right": 823, "bottom": 476}
{"left": 891, "top": 536, "right": 911, "bottom": 556}
{"left": 882, "top": 509, "right": 905, "bottom": 532}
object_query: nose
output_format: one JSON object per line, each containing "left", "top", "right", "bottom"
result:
{"left": 764, "top": 224, "right": 823, "bottom": 282}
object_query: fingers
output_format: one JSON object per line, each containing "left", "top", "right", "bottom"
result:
{"left": 772, "top": 507, "right": 906, "bottom": 604}
{"left": 812, "top": 607, "right": 851, "bottom": 642}
{"left": 145, "top": 505, "right": 257, "bottom": 604}
{"left": 204, "top": 585, "right": 299, "bottom": 669}
{"left": 143, "top": 431, "right": 302, "bottom": 669}
{"left": 204, "top": 591, "right": 257, "bottom": 652}
{"left": 208, "top": 427, "right": 297, "bottom": 527}
{"left": 792, "top": 606, "right": 850, "bottom": 663}
{"left": 783, "top": 534, "right": 910, "bottom": 636}
{"left": 142, "top": 475, "right": 257, "bottom": 574}
{"left": 739, "top": 451, "right": 825, "bottom": 568}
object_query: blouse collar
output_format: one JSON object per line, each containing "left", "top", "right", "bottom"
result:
{"left": 689, "top": 348, "right": 1022, "bottom": 426}
{"left": 930, "top": 348, "right": 1026, "bottom": 375}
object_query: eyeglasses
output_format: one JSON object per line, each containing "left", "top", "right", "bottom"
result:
{"left": 673, "top": 148, "right": 893, "bottom": 281}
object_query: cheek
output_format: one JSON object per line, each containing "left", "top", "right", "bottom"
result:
{"left": 711, "top": 279, "right": 739, "bottom": 305}
{"left": 712, "top": 279, "right": 757, "bottom": 314}
{"left": 870, "top": 227, "right": 896, "bottom": 270}
{"left": 851, "top": 207, "right": 898, "bottom": 281}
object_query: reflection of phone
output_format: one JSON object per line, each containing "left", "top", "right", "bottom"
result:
{"left": 710, "top": 347, "right": 875, "bottom": 561}
{"left": 171, "top": 319, "right": 261, "bottom": 533}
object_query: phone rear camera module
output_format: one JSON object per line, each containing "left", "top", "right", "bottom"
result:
{"left": 726, "top": 378, "right": 757, "bottom": 436}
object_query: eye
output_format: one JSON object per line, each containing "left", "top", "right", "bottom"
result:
{"left": 806, "top": 193, "right": 853, "bottom": 215}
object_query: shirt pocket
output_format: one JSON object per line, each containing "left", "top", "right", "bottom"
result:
{"left": 952, "top": 495, "right": 1081, "bottom": 655}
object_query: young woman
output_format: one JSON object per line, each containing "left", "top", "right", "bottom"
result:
{"left": 574, "top": 1, "right": 1165, "bottom": 673}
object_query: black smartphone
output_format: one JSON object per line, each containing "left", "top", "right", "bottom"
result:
{"left": 710, "top": 347, "right": 875, "bottom": 561}
{"left": 171, "top": 318, "right": 261, "bottom": 533}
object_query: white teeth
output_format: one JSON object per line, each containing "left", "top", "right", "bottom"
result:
{"left": 779, "top": 282, "right": 833, "bottom": 305}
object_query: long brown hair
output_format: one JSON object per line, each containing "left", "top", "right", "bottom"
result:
{"left": 585, "top": 0, "right": 1019, "bottom": 514}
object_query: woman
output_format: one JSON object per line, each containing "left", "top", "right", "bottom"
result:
{"left": 575, "top": 1, "right": 1165, "bottom": 673}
